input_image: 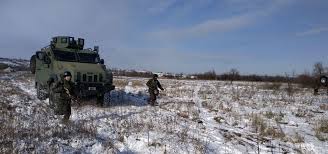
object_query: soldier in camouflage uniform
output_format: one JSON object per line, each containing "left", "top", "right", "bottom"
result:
{"left": 146, "top": 74, "right": 164, "bottom": 106}
{"left": 52, "top": 71, "right": 76, "bottom": 122}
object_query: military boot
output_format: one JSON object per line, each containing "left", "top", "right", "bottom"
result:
{"left": 62, "top": 114, "right": 70, "bottom": 124}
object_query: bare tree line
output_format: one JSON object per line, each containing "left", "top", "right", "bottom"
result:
{"left": 111, "top": 62, "right": 327, "bottom": 89}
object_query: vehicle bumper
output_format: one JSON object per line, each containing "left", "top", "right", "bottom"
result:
{"left": 75, "top": 82, "right": 115, "bottom": 97}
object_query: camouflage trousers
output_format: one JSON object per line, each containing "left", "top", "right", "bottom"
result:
{"left": 55, "top": 99, "right": 71, "bottom": 120}
{"left": 148, "top": 89, "right": 158, "bottom": 105}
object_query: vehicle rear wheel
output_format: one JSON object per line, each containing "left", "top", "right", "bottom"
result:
{"left": 96, "top": 92, "right": 111, "bottom": 106}
{"left": 37, "top": 83, "right": 47, "bottom": 100}
{"left": 30, "top": 55, "right": 36, "bottom": 74}
{"left": 320, "top": 76, "right": 327, "bottom": 85}
{"left": 104, "top": 92, "right": 111, "bottom": 106}
{"left": 48, "top": 83, "right": 55, "bottom": 108}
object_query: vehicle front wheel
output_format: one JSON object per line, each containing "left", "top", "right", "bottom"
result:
{"left": 104, "top": 92, "right": 111, "bottom": 106}
{"left": 96, "top": 92, "right": 111, "bottom": 106}
{"left": 37, "top": 83, "right": 47, "bottom": 100}
{"left": 320, "top": 76, "right": 327, "bottom": 85}
{"left": 48, "top": 83, "right": 55, "bottom": 108}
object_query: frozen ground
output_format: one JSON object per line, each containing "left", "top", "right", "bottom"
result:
{"left": 0, "top": 71, "right": 328, "bottom": 154}
{"left": 0, "top": 57, "right": 29, "bottom": 68}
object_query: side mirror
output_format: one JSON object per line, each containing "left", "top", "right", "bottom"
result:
{"left": 94, "top": 46, "right": 99, "bottom": 53}
{"left": 100, "top": 59, "right": 104, "bottom": 65}
{"left": 78, "top": 38, "right": 84, "bottom": 49}
{"left": 44, "top": 56, "right": 51, "bottom": 64}
{"left": 36, "top": 52, "right": 45, "bottom": 60}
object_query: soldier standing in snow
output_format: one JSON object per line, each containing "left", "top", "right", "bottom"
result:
{"left": 52, "top": 71, "right": 77, "bottom": 122}
{"left": 146, "top": 74, "right": 164, "bottom": 106}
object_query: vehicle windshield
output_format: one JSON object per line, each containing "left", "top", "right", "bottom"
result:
{"left": 53, "top": 50, "right": 77, "bottom": 62}
{"left": 78, "top": 53, "right": 99, "bottom": 63}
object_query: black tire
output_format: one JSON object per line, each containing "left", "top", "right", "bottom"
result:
{"left": 30, "top": 55, "right": 36, "bottom": 74}
{"left": 48, "top": 83, "right": 55, "bottom": 108}
{"left": 37, "top": 83, "right": 47, "bottom": 100}
{"left": 320, "top": 76, "right": 327, "bottom": 86}
{"left": 104, "top": 92, "right": 111, "bottom": 106}
{"left": 97, "top": 92, "right": 110, "bottom": 106}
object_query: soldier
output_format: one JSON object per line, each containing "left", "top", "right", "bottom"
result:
{"left": 52, "top": 71, "right": 76, "bottom": 122}
{"left": 146, "top": 74, "right": 164, "bottom": 106}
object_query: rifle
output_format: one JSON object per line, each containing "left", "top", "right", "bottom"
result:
{"left": 64, "top": 87, "right": 81, "bottom": 106}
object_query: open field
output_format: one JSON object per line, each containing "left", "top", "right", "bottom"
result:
{"left": 0, "top": 71, "right": 328, "bottom": 153}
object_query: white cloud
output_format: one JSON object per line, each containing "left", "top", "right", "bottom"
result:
{"left": 296, "top": 27, "right": 328, "bottom": 36}
{"left": 147, "top": 0, "right": 177, "bottom": 14}
{"left": 148, "top": 0, "right": 293, "bottom": 40}
{"left": 150, "top": 13, "right": 254, "bottom": 39}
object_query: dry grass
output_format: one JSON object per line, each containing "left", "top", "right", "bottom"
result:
{"left": 218, "top": 102, "right": 232, "bottom": 113}
{"left": 316, "top": 119, "right": 328, "bottom": 133}
{"left": 193, "top": 138, "right": 205, "bottom": 154}
{"left": 315, "top": 130, "right": 328, "bottom": 141}
{"left": 292, "top": 132, "right": 305, "bottom": 143}
{"left": 264, "top": 110, "right": 276, "bottom": 119}
{"left": 251, "top": 114, "right": 285, "bottom": 139}
{"left": 262, "top": 127, "right": 285, "bottom": 139}
{"left": 274, "top": 112, "right": 285, "bottom": 123}
{"left": 201, "top": 101, "right": 215, "bottom": 110}
{"left": 314, "top": 119, "right": 328, "bottom": 141}
{"left": 113, "top": 79, "right": 129, "bottom": 88}
{"left": 177, "top": 111, "right": 189, "bottom": 119}
{"left": 131, "top": 80, "right": 144, "bottom": 87}
{"left": 251, "top": 114, "right": 267, "bottom": 134}
{"left": 168, "top": 88, "right": 194, "bottom": 98}
{"left": 160, "top": 101, "right": 199, "bottom": 120}
{"left": 178, "top": 127, "right": 189, "bottom": 143}
{"left": 260, "top": 82, "right": 282, "bottom": 91}
{"left": 319, "top": 104, "right": 328, "bottom": 110}
{"left": 214, "top": 116, "right": 225, "bottom": 124}
{"left": 0, "top": 110, "right": 15, "bottom": 153}
{"left": 294, "top": 108, "right": 308, "bottom": 117}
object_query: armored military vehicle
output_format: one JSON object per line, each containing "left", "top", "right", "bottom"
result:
{"left": 314, "top": 75, "right": 328, "bottom": 95}
{"left": 30, "top": 36, "right": 115, "bottom": 106}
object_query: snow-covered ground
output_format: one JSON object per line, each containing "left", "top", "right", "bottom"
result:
{"left": 1, "top": 72, "right": 328, "bottom": 153}
{"left": 0, "top": 57, "right": 29, "bottom": 68}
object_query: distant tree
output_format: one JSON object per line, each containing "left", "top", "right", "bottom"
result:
{"left": 204, "top": 70, "right": 217, "bottom": 80}
{"left": 0, "top": 63, "right": 9, "bottom": 70}
{"left": 313, "top": 62, "right": 324, "bottom": 77}
{"left": 295, "top": 70, "right": 316, "bottom": 88}
{"left": 228, "top": 68, "right": 240, "bottom": 84}
{"left": 285, "top": 72, "right": 295, "bottom": 96}
{"left": 193, "top": 70, "right": 217, "bottom": 80}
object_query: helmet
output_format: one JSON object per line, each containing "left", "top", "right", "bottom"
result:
{"left": 63, "top": 71, "right": 72, "bottom": 77}
{"left": 153, "top": 74, "right": 158, "bottom": 78}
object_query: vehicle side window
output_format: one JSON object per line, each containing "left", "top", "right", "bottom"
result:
{"left": 69, "top": 37, "right": 74, "bottom": 43}
{"left": 78, "top": 39, "right": 84, "bottom": 45}
{"left": 36, "top": 52, "right": 44, "bottom": 60}
{"left": 61, "top": 38, "right": 67, "bottom": 43}
{"left": 44, "top": 55, "right": 51, "bottom": 64}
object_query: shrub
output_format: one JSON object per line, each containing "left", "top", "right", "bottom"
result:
{"left": 261, "top": 82, "right": 282, "bottom": 91}
{"left": 317, "top": 119, "right": 328, "bottom": 133}
{"left": 0, "top": 63, "right": 9, "bottom": 70}
{"left": 293, "top": 132, "right": 304, "bottom": 143}
{"left": 314, "top": 119, "right": 328, "bottom": 141}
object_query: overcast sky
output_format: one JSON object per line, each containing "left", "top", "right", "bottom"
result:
{"left": 1, "top": 0, "right": 328, "bottom": 75}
